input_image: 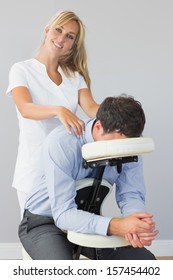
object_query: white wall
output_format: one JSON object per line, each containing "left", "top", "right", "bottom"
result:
{"left": 1, "top": 0, "right": 173, "bottom": 248}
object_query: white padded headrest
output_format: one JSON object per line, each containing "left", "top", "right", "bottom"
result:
{"left": 82, "top": 137, "right": 155, "bottom": 162}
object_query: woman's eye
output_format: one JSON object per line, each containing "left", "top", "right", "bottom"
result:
{"left": 66, "top": 34, "right": 74, "bottom": 40}
{"left": 55, "top": 27, "right": 62, "bottom": 33}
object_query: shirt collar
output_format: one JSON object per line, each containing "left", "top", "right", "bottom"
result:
{"left": 83, "top": 118, "right": 95, "bottom": 144}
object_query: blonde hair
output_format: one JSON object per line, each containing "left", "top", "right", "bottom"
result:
{"left": 40, "top": 10, "right": 91, "bottom": 90}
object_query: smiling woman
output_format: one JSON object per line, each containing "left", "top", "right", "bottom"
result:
{"left": 43, "top": 20, "right": 79, "bottom": 85}
{"left": 44, "top": 21, "right": 79, "bottom": 60}
{"left": 50, "top": 23, "right": 78, "bottom": 45}
{"left": 6, "top": 10, "right": 99, "bottom": 216}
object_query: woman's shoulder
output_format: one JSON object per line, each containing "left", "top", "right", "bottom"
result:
{"left": 9, "top": 59, "right": 33, "bottom": 70}
{"left": 10, "top": 59, "right": 45, "bottom": 76}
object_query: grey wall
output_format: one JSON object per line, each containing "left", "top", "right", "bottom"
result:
{"left": 1, "top": 0, "right": 173, "bottom": 243}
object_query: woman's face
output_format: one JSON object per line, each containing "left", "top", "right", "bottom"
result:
{"left": 45, "top": 19, "right": 79, "bottom": 57}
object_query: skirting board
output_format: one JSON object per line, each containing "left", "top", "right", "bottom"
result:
{"left": 0, "top": 240, "right": 173, "bottom": 260}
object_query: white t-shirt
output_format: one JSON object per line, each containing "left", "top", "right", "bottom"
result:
{"left": 6, "top": 58, "right": 87, "bottom": 193}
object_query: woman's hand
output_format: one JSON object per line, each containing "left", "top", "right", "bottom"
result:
{"left": 12, "top": 87, "right": 85, "bottom": 137}
{"left": 56, "top": 106, "right": 85, "bottom": 137}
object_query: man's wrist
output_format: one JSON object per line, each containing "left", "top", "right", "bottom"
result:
{"left": 107, "top": 217, "right": 122, "bottom": 236}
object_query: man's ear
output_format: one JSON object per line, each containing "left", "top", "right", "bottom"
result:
{"left": 94, "top": 120, "right": 103, "bottom": 131}
{"left": 92, "top": 120, "right": 104, "bottom": 140}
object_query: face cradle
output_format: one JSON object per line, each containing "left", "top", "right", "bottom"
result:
{"left": 45, "top": 20, "right": 79, "bottom": 56}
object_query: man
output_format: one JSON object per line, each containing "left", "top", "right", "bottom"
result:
{"left": 19, "top": 95, "right": 158, "bottom": 260}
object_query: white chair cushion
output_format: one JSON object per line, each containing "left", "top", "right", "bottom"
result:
{"left": 82, "top": 137, "right": 154, "bottom": 161}
{"left": 68, "top": 231, "right": 129, "bottom": 248}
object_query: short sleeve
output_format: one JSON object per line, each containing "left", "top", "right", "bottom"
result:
{"left": 78, "top": 73, "right": 88, "bottom": 90}
{"left": 6, "top": 62, "right": 29, "bottom": 96}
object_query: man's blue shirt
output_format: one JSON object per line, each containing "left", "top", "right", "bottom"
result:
{"left": 25, "top": 119, "right": 146, "bottom": 236}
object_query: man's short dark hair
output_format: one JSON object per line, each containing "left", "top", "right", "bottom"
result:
{"left": 96, "top": 94, "right": 146, "bottom": 137}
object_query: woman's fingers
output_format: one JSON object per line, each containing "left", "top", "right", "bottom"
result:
{"left": 57, "top": 107, "right": 85, "bottom": 137}
{"left": 69, "top": 119, "right": 85, "bottom": 137}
